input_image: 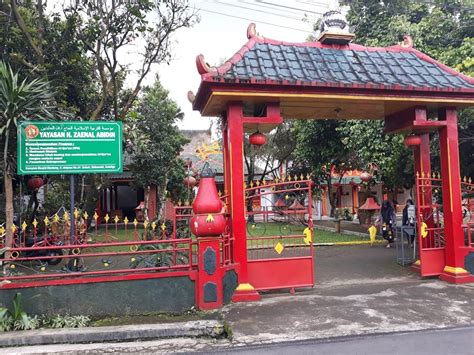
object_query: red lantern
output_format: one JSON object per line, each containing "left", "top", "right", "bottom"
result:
{"left": 360, "top": 172, "right": 372, "bottom": 183}
{"left": 183, "top": 175, "right": 197, "bottom": 188}
{"left": 27, "top": 176, "right": 44, "bottom": 190}
{"left": 404, "top": 135, "right": 422, "bottom": 148}
{"left": 191, "top": 162, "right": 225, "bottom": 237}
{"left": 249, "top": 131, "right": 267, "bottom": 146}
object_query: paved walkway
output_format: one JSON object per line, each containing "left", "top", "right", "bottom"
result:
{"left": 314, "top": 219, "right": 374, "bottom": 235}
{"left": 4, "top": 245, "right": 474, "bottom": 354}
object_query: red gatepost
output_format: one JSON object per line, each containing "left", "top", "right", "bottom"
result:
{"left": 191, "top": 163, "right": 227, "bottom": 309}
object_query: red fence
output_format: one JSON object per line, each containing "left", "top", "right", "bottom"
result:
{"left": 245, "top": 178, "right": 314, "bottom": 291}
{"left": 461, "top": 179, "right": 474, "bottom": 248}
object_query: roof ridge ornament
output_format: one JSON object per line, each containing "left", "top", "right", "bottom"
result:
{"left": 400, "top": 35, "right": 414, "bottom": 48}
{"left": 317, "top": 10, "right": 355, "bottom": 45}
{"left": 196, "top": 54, "right": 217, "bottom": 75}
{"left": 247, "top": 23, "right": 263, "bottom": 40}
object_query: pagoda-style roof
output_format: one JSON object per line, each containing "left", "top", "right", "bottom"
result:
{"left": 192, "top": 24, "right": 474, "bottom": 120}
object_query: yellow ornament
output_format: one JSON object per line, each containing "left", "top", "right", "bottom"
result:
{"left": 368, "top": 225, "right": 377, "bottom": 245}
{"left": 303, "top": 227, "right": 312, "bottom": 245}
{"left": 421, "top": 222, "right": 428, "bottom": 238}
{"left": 274, "top": 242, "right": 284, "bottom": 255}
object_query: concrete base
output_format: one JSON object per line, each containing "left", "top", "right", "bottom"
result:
{"left": 439, "top": 272, "right": 474, "bottom": 284}
{"left": 231, "top": 282, "right": 261, "bottom": 302}
{"left": 232, "top": 288, "right": 261, "bottom": 302}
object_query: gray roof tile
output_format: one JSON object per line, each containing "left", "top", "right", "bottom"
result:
{"left": 219, "top": 43, "right": 474, "bottom": 90}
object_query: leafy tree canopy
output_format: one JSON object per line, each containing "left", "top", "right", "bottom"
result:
{"left": 125, "top": 76, "right": 189, "bottom": 219}
{"left": 339, "top": 0, "right": 474, "bottom": 179}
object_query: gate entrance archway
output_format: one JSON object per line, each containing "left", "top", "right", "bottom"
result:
{"left": 190, "top": 22, "right": 474, "bottom": 301}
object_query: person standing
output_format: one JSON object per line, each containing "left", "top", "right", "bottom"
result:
{"left": 402, "top": 199, "right": 416, "bottom": 245}
{"left": 379, "top": 200, "right": 396, "bottom": 248}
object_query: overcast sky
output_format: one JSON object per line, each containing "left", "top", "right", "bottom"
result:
{"left": 48, "top": 0, "right": 340, "bottom": 129}
{"left": 151, "top": 0, "right": 340, "bottom": 131}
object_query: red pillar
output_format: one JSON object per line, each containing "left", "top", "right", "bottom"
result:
{"left": 412, "top": 109, "right": 433, "bottom": 252}
{"left": 351, "top": 185, "right": 359, "bottom": 215}
{"left": 148, "top": 185, "right": 157, "bottom": 220}
{"left": 227, "top": 102, "right": 260, "bottom": 302}
{"left": 321, "top": 188, "right": 328, "bottom": 217}
{"left": 438, "top": 108, "right": 471, "bottom": 283}
{"left": 222, "top": 117, "right": 231, "bottom": 203}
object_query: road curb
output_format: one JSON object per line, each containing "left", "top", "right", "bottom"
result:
{"left": 0, "top": 320, "right": 225, "bottom": 347}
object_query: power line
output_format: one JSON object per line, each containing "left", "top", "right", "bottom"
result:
{"left": 213, "top": 0, "right": 307, "bottom": 21}
{"left": 197, "top": 7, "right": 314, "bottom": 34}
{"left": 239, "top": 0, "right": 322, "bottom": 17}
{"left": 253, "top": 0, "right": 326, "bottom": 15}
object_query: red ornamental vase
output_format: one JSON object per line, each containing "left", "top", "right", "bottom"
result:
{"left": 27, "top": 176, "right": 44, "bottom": 190}
{"left": 192, "top": 163, "right": 222, "bottom": 214}
{"left": 249, "top": 132, "right": 267, "bottom": 146}
{"left": 190, "top": 213, "right": 226, "bottom": 237}
{"left": 404, "top": 135, "right": 422, "bottom": 148}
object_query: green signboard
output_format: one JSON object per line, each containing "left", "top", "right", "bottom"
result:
{"left": 17, "top": 121, "right": 123, "bottom": 175}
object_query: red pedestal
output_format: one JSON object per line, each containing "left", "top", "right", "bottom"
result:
{"left": 196, "top": 238, "right": 223, "bottom": 310}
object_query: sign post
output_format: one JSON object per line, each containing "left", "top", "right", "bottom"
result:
{"left": 17, "top": 121, "right": 123, "bottom": 175}
{"left": 17, "top": 121, "right": 123, "bottom": 241}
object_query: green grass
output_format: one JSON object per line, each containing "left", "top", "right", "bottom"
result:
{"left": 246, "top": 222, "right": 372, "bottom": 246}
{"left": 82, "top": 222, "right": 372, "bottom": 253}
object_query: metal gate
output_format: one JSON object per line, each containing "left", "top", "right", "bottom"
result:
{"left": 244, "top": 177, "right": 314, "bottom": 291}
{"left": 415, "top": 173, "right": 446, "bottom": 276}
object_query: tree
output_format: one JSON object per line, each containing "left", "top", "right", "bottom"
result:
{"left": 125, "top": 77, "right": 188, "bottom": 220}
{"left": 2, "top": 1, "right": 98, "bottom": 117}
{"left": 337, "top": 120, "right": 414, "bottom": 189}
{"left": 65, "top": 0, "right": 197, "bottom": 120}
{"left": 292, "top": 120, "right": 360, "bottom": 217}
{"left": 243, "top": 123, "right": 297, "bottom": 220}
{"left": 0, "top": 61, "right": 55, "bottom": 247}
{"left": 338, "top": 0, "right": 474, "bottom": 180}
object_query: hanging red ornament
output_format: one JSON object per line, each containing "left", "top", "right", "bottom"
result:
{"left": 404, "top": 135, "right": 422, "bottom": 148}
{"left": 27, "top": 176, "right": 44, "bottom": 190}
{"left": 249, "top": 131, "right": 267, "bottom": 146}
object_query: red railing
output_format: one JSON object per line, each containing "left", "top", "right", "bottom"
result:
{"left": 461, "top": 179, "right": 474, "bottom": 248}
{"left": 0, "top": 200, "right": 237, "bottom": 286}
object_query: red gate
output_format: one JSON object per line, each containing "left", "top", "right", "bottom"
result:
{"left": 461, "top": 178, "right": 474, "bottom": 250}
{"left": 415, "top": 173, "right": 446, "bottom": 276}
{"left": 244, "top": 177, "right": 314, "bottom": 291}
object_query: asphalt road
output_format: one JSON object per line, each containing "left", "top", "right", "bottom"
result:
{"left": 215, "top": 326, "right": 474, "bottom": 355}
